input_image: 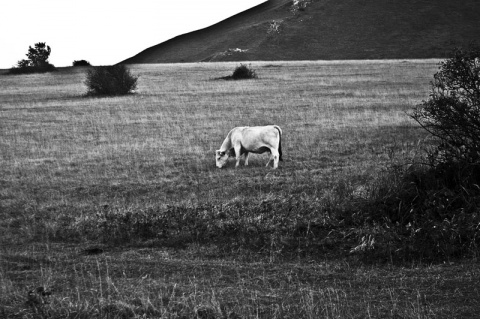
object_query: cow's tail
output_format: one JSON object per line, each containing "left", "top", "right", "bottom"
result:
{"left": 273, "top": 125, "right": 283, "bottom": 161}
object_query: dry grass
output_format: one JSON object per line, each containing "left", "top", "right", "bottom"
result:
{"left": 3, "top": 244, "right": 479, "bottom": 319}
{"left": 2, "top": 60, "right": 479, "bottom": 318}
{"left": 0, "top": 61, "right": 432, "bottom": 211}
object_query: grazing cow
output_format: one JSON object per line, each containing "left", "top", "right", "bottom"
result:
{"left": 216, "top": 125, "right": 283, "bottom": 169}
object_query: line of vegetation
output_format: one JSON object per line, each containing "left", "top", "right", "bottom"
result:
{"left": 8, "top": 42, "right": 56, "bottom": 74}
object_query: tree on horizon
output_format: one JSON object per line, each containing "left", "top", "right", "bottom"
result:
{"left": 9, "top": 42, "right": 55, "bottom": 74}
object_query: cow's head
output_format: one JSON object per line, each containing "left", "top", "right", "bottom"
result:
{"left": 215, "top": 150, "right": 229, "bottom": 168}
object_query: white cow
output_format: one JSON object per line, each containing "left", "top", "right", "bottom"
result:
{"left": 215, "top": 125, "right": 283, "bottom": 169}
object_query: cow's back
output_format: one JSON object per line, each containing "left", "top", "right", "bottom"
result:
{"left": 238, "top": 126, "right": 280, "bottom": 150}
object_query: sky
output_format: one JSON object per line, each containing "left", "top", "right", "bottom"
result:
{"left": 0, "top": 0, "right": 265, "bottom": 69}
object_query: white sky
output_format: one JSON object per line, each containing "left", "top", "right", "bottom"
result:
{"left": 0, "top": 0, "right": 265, "bottom": 69}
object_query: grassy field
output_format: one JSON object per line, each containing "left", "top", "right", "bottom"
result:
{"left": 1, "top": 61, "right": 479, "bottom": 318}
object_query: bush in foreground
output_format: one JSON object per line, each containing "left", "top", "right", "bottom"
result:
{"left": 85, "top": 64, "right": 138, "bottom": 96}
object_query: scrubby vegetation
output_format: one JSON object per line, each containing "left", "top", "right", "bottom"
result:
{"left": 84, "top": 64, "right": 138, "bottom": 96}
{"left": 219, "top": 63, "right": 258, "bottom": 80}
{"left": 342, "top": 48, "right": 480, "bottom": 261}
{"left": 291, "top": 0, "right": 312, "bottom": 14}
{"left": 8, "top": 42, "right": 55, "bottom": 74}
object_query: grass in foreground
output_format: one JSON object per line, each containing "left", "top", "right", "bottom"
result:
{"left": 2, "top": 243, "right": 479, "bottom": 318}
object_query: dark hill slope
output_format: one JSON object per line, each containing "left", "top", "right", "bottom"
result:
{"left": 121, "top": 0, "right": 480, "bottom": 63}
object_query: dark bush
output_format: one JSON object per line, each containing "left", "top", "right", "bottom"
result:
{"left": 85, "top": 64, "right": 138, "bottom": 96}
{"left": 73, "top": 60, "right": 91, "bottom": 67}
{"left": 231, "top": 64, "right": 257, "bottom": 80}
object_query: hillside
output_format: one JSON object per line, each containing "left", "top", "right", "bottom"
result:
{"left": 121, "top": 0, "right": 480, "bottom": 63}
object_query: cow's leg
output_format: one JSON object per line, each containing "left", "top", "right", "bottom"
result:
{"left": 234, "top": 145, "right": 242, "bottom": 168}
{"left": 268, "top": 149, "right": 279, "bottom": 169}
{"left": 244, "top": 152, "right": 250, "bottom": 166}
{"left": 265, "top": 150, "right": 273, "bottom": 167}
{"left": 272, "top": 149, "right": 280, "bottom": 169}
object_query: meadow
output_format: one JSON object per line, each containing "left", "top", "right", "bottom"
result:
{"left": 1, "top": 61, "right": 479, "bottom": 318}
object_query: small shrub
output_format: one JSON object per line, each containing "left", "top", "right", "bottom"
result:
{"left": 231, "top": 64, "right": 257, "bottom": 80}
{"left": 16, "top": 59, "right": 31, "bottom": 69}
{"left": 73, "top": 59, "right": 91, "bottom": 67}
{"left": 85, "top": 64, "right": 138, "bottom": 96}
